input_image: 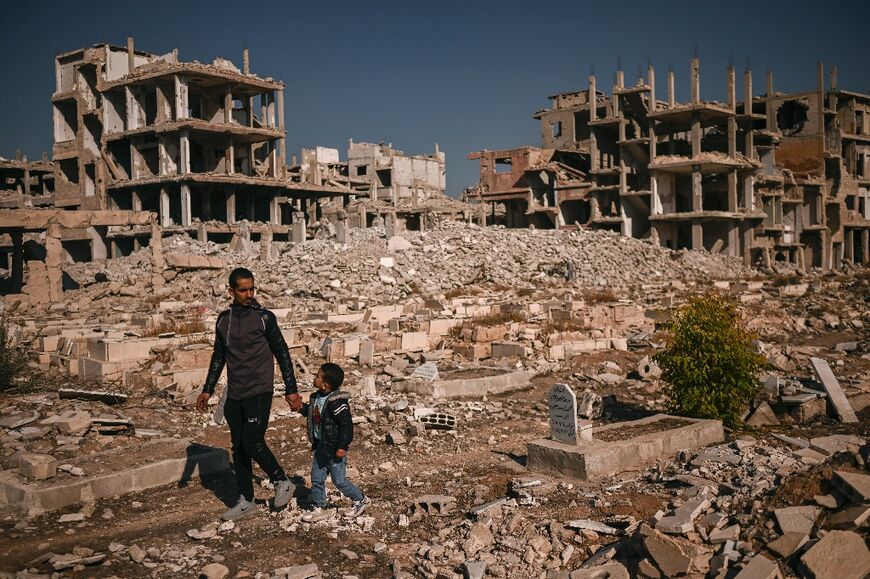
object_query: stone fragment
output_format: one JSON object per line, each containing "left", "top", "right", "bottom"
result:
{"left": 833, "top": 471, "right": 870, "bottom": 503}
{"left": 58, "top": 513, "right": 85, "bottom": 523}
{"left": 199, "top": 563, "right": 229, "bottom": 579}
{"left": 55, "top": 410, "right": 92, "bottom": 436}
{"left": 810, "top": 357, "right": 857, "bottom": 423}
{"left": 128, "top": 545, "right": 146, "bottom": 563}
{"left": 386, "top": 430, "right": 406, "bottom": 445}
{"left": 826, "top": 504, "right": 870, "bottom": 529}
{"left": 637, "top": 558, "right": 661, "bottom": 578}
{"left": 463, "top": 522, "right": 493, "bottom": 556}
{"left": 766, "top": 532, "right": 808, "bottom": 558}
{"left": 272, "top": 563, "right": 320, "bottom": 579}
{"left": 569, "top": 562, "right": 630, "bottom": 579}
{"left": 462, "top": 561, "right": 486, "bottom": 579}
{"left": 387, "top": 236, "right": 413, "bottom": 252}
{"left": 708, "top": 524, "right": 740, "bottom": 543}
{"left": 577, "top": 389, "right": 603, "bottom": 420}
{"left": 813, "top": 493, "right": 844, "bottom": 509}
{"left": 566, "top": 519, "right": 621, "bottom": 535}
{"left": 656, "top": 490, "right": 711, "bottom": 534}
{"left": 642, "top": 526, "right": 693, "bottom": 577}
{"left": 773, "top": 506, "right": 819, "bottom": 535}
{"left": 0, "top": 411, "right": 39, "bottom": 429}
{"left": 745, "top": 402, "right": 779, "bottom": 427}
{"left": 800, "top": 530, "right": 870, "bottom": 579}
{"left": 734, "top": 554, "right": 781, "bottom": 579}
{"left": 19, "top": 453, "right": 57, "bottom": 480}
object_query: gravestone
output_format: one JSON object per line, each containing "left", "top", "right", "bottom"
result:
{"left": 411, "top": 362, "right": 439, "bottom": 381}
{"left": 548, "top": 383, "right": 578, "bottom": 445}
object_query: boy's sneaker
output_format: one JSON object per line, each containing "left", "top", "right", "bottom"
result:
{"left": 221, "top": 496, "right": 256, "bottom": 521}
{"left": 301, "top": 507, "right": 334, "bottom": 522}
{"left": 273, "top": 479, "right": 293, "bottom": 509}
{"left": 348, "top": 497, "right": 371, "bottom": 517}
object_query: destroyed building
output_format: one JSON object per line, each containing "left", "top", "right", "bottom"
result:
{"left": 291, "top": 140, "right": 461, "bottom": 231}
{"left": 46, "top": 38, "right": 350, "bottom": 261}
{"left": 0, "top": 154, "right": 54, "bottom": 208}
{"left": 467, "top": 59, "right": 870, "bottom": 269}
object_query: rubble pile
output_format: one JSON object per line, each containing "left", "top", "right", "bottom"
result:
{"left": 59, "top": 222, "right": 749, "bottom": 314}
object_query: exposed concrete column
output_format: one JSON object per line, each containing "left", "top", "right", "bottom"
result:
{"left": 224, "top": 90, "right": 233, "bottom": 124}
{"left": 691, "top": 222, "right": 703, "bottom": 250}
{"left": 226, "top": 138, "right": 234, "bottom": 175}
{"left": 690, "top": 58, "right": 700, "bottom": 104}
{"left": 46, "top": 223, "right": 63, "bottom": 303}
{"left": 261, "top": 93, "right": 269, "bottom": 128}
{"left": 692, "top": 168, "right": 702, "bottom": 211}
{"left": 588, "top": 75, "right": 597, "bottom": 121}
{"left": 861, "top": 229, "right": 869, "bottom": 264}
{"left": 10, "top": 229, "right": 23, "bottom": 292}
{"left": 844, "top": 229, "right": 854, "bottom": 263}
{"left": 179, "top": 129, "right": 190, "bottom": 174}
{"left": 744, "top": 69, "right": 755, "bottom": 159}
{"left": 276, "top": 89, "right": 286, "bottom": 171}
{"left": 226, "top": 189, "right": 236, "bottom": 224}
{"left": 728, "top": 170, "right": 738, "bottom": 212}
{"left": 247, "top": 193, "right": 256, "bottom": 222}
{"left": 23, "top": 168, "right": 31, "bottom": 196}
{"left": 269, "top": 196, "right": 281, "bottom": 226}
{"left": 127, "top": 36, "right": 135, "bottom": 74}
{"left": 150, "top": 221, "right": 165, "bottom": 289}
{"left": 291, "top": 211, "right": 306, "bottom": 244}
{"left": 174, "top": 75, "right": 188, "bottom": 119}
{"left": 132, "top": 190, "right": 142, "bottom": 211}
{"left": 88, "top": 227, "right": 108, "bottom": 262}
{"left": 667, "top": 70, "right": 675, "bottom": 107}
{"left": 247, "top": 96, "right": 255, "bottom": 127}
{"left": 180, "top": 184, "right": 192, "bottom": 227}
{"left": 159, "top": 187, "right": 170, "bottom": 227}
{"left": 691, "top": 112, "right": 702, "bottom": 157}
{"left": 728, "top": 222, "right": 740, "bottom": 257}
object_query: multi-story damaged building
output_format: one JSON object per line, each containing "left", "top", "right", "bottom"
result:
{"left": 291, "top": 140, "right": 461, "bottom": 230}
{"left": 49, "top": 38, "right": 348, "bottom": 260}
{"left": 467, "top": 59, "right": 870, "bottom": 269}
{"left": 0, "top": 154, "right": 54, "bottom": 207}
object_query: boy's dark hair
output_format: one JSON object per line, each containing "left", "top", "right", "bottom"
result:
{"left": 228, "top": 267, "right": 254, "bottom": 289}
{"left": 320, "top": 363, "right": 344, "bottom": 390}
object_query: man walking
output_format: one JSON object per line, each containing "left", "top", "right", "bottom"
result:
{"left": 196, "top": 267, "right": 303, "bottom": 520}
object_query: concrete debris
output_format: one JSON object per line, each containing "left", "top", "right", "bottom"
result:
{"left": 799, "top": 530, "right": 870, "bottom": 579}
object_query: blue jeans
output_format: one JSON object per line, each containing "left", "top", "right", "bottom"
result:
{"left": 310, "top": 453, "right": 363, "bottom": 507}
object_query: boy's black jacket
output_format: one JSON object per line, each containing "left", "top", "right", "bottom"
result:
{"left": 301, "top": 389, "right": 353, "bottom": 459}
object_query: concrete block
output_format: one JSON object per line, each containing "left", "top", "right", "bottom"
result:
{"left": 734, "top": 554, "right": 781, "bottom": 579}
{"left": 473, "top": 325, "right": 508, "bottom": 342}
{"left": 87, "top": 338, "right": 158, "bottom": 362}
{"left": 358, "top": 342, "right": 374, "bottom": 366}
{"left": 428, "top": 318, "right": 459, "bottom": 337}
{"left": 78, "top": 358, "right": 141, "bottom": 382}
{"left": 19, "top": 454, "right": 57, "bottom": 480}
{"left": 491, "top": 341, "right": 528, "bottom": 359}
{"left": 401, "top": 331, "right": 429, "bottom": 351}
{"left": 393, "top": 369, "right": 533, "bottom": 398}
{"left": 55, "top": 411, "right": 92, "bottom": 436}
{"left": 527, "top": 415, "right": 724, "bottom": 480}
{"left": 453, "top": 343, "right": 491, "bottom": 361}
{"left": 800, "top": 530, "right": 870, "bottom": 579}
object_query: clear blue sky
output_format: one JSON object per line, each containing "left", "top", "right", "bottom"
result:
{"left": 2, "top": 0, "right": 867, "bottom": 196}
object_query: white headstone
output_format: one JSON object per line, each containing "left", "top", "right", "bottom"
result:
{"left": 548, "top": 383, "right": 578, "bottom": 445}
{"left": 411, "top": 362, "right": 439, "bottom": 382}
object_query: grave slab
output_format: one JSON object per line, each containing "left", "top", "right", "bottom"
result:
{"left": 810, "top": 357, "right": 858, "bottom": 423}
{"left": 393, "top": 368, "right": 532, "bottom": 398}
{"left": 527, "top": 414, "right": 724, "bottom": 480}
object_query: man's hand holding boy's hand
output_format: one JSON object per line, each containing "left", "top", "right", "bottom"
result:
{"left": 286, "top": 393, "right": 302, "bottom": 411}
{"left": 335, "top": 449, "right": 347, "bottom": 459}
{"left": 195, "top": 392, "right": 211, "bottom": 412}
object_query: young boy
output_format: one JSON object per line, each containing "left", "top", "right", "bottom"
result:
{"left": 299, "top": 363, "right": 370, "bottom": 519}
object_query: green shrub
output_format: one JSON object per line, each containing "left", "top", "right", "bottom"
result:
{"left": 654, "top": 291, "right": 764, "bottom": 428}
{"left": 0, "top": 317, "right": 29, "bottom": 392}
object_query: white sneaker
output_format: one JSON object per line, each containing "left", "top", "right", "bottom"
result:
{"left": 301, "top": 507, "right": 334, "bottom": 522}
{"left": 273, "top": 479, "right": 293, "bottom": 509}
{"left": 221, "top": 496, "right": 256, "bottom": 521}
{"left": 348, "top": 496, "right": 371, "bottom": 517}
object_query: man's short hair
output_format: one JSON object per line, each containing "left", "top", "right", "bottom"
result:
{"left": 320, "top": 363, "right": 344, "bottom": 390}
{"left": 228, "top": 267, "right": 254, "bottom": 289}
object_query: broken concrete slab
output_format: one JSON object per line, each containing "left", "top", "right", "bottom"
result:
{"left": 734, "top": 554, "right": 781, "bottom": 579}
{"left": 826, "top": 504, "right": 870, "bottom": 529}
{"left": 54, "top": 410, "right": 92, "bottom": 436}
{"left": 745, "top": 402, "right": 780, "bottom": 427}
{"left": 773, "top": 506, "right": 819, "bottom": 535}
{"left": 569, "top": 562, "right": 629, "bottom": 579}
{"left": 19, "top": 454, "right": 58, "bottom": 481}
{"left": 393, "top": 368, "right": 532, "bottom": 398}
{"left": 527, "top": 414, "right": 723, "bottom": 480}
{"left": 766, "top": 532, "right": 808, "bottom": 558}
{"left": 800, "top": 530, "right": 870, "bottom": 579}
{"left": 656, "top": 490, "right": 712, "bottom": 534}
{"left": 809, "top": 357, "right": 858, "bottom": 423}
{"left": 566, "top": 519, "right": 622, "bottom": 535}
{"left": 833, "top": 471, "right": 870, "bottom": 503}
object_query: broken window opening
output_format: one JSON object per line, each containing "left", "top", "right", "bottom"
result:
{"left": 776, "top": 100, "right": 809, "bottom": 137}
{"left": 494, "top": 158, "right": 513, "bottom": 174}
{"left": 356, "top": 165, "right": 368, "bottom": 177}
{"left": 552, "top": 121, "right": 563, "bottom": 139}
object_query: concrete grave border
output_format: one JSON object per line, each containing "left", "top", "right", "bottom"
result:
{"left": 392, "top": 368, "right": 533, "bottom": 398}
{"left": 527, "top": 414, "right": 724, "bottom": 480}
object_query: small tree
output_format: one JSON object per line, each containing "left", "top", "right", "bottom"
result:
{"left": 654, "top": 291, "right": 764, "bottom": 428}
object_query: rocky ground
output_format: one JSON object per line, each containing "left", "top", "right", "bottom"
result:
{"left": 1, "top": 222, "right": 869, "bottom": 579}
